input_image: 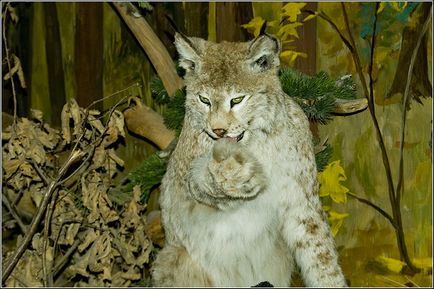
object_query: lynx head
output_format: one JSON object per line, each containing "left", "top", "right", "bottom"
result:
{"left": 174, "top": 33, "right": 282, "bottom": 143}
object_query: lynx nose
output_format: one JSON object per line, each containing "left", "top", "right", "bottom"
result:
{"left": 212, "top": 128, "right": 227, "bottom": 138}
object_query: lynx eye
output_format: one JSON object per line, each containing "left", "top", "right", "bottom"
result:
{"left": 198, "top": 95, "right": 211, "bottom": 106}
{"left": 230, "top": 96, "right": 245, "bottom": 108}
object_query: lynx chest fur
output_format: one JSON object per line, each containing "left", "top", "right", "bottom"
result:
{"left": 151, "top": 33, "right": 347, "bottom": 287}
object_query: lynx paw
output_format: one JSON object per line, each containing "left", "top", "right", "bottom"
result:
{"left": 210, "top": 139, "right": 266, "bottom": 199}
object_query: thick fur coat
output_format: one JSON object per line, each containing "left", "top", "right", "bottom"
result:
{"left": 151, "top": 33, "right": 346, "bottom": 287}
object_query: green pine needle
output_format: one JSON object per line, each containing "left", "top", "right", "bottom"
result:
{"left": 315, "top": 143, "right": 333, "bottom": 172}
{"left": 151, "top": 76, "right": 170, "bottom": 105}
{"left": 280, "top": 68, "right": 356, "bottom": 124}
{"left": 125, "top": 153, "right": 168, "bottom": 202}
{"left": 162, "top": 89, "right": 186, "bottom": 135}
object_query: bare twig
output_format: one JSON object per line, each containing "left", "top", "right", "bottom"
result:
{"left": 29, "top": 158, "right": 51, "bottom": 185}
{"left": 42, "top": 199, "right": 55, "bottom": 287}
{"left": 396, "top": 10, "right": 432, "bottom": 201}
{"left": 302, "top": 9, "right": 354, "bottom": 53}
{"left": 52, "top": 236, "right": 82, "bottom": 277}
{"left": 347, "top": 192, "right": 396, "bottom": 229}
{"left": 2, "top": 149, "right": 86, "bottom": 284}
{"left": 2, "top": 193, "right": 27, "bottom": 233}
{"left": 84, "top": 82, "right": 141, "bottom": 112}
{"left": 10, "top": 274, "right": 30, "bottom": 287}
{"left": 340, "top": 2, "right": 397, "bottom": 210}
{"left": 12, "top": 190, "right": 24, "bottom": 207}
{"left": 2, "top": 2, "right": 17, "bottom": 127}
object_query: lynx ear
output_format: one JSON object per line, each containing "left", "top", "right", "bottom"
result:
{"left": 174, "top": 33, "right": 203, "bottom": 73}
{"left": 247, "top": 34, "right": 281, "bottom": 72}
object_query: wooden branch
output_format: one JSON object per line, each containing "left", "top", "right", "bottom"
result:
{"left": 123, "top": 97, "right": 176, "bottom": 150}
{"left": 340, "top": 3, "right": 397, "bottom": 205}
{"left": 333, "top": 98, "right": 368, "bottom": 115}
{"left": 396, "top": 9, "right": 432, "bottom": 202}
{"left": 347, "top": 192, "right": 396, "bottom": 229}
{"left": 2, "top": 193, "right": 27, "bottom": 234}
{"left": 112, "top": 2, "right": 184, "bottom": 96}
{"left": 53, "top": 233, "right": 82, "bottom": 277}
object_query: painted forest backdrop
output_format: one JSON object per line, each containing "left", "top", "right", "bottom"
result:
{"left": 2, "top": 2, "right": 432, "bottom": 287}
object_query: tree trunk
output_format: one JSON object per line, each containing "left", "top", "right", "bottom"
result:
{"left": 387, "top": 2, "right": 432, "bottom": 106}
{"left": 293, "top": 2, "right": 318, "bottom": 76}
{"left": 184, "top": 2, "right": 208, "bottom": 38}
{"left": 74, "top": 3, "right": 103, "bottom": 110}
{"left": 44, "top": 3, "right": 66, "bottom": 126}
{"left": 215, "top": 3, "right": 253, "bottom": 42}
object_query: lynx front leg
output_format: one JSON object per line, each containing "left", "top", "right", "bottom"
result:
{"left": 189, "top": 139, "right": 266, "bottom": 209}
{"left": 151, "top": 245, "right": 213, "bottom": 287}
{"left": 282, "top": 201, "right": 347, "bottom": 287}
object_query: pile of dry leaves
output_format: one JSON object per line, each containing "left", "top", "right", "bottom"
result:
{"left": 2, "top": 100, "right": 154, "bottom": 287}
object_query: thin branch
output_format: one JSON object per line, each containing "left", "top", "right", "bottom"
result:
{"left": 42, "top": 203, "right": 54, "bottom": 287}
{"left": 340, "top": 2, "right": 397, "bottom": 206}
{"left": 347, "top": 192, "right": 396, "bottom": 229}
{"left": 396, "top": 9, "right": 432, "bottom": 202}
{"left": 368, "top": 3, "right": 380, "bottom": 106}
{"left": 2, "top": 193, "right": 27, "bottom": 233}
{"left": 52, "top": 236, "right": 81, "bottom": 277}
{"left": 12, "top": 190, "right": 24, "bottom": 207}
{"left": 2, "top": 3, "right": 17, "bottom": 127}
{"left": 1, "top": 149, "right": 86, "bottom": 284}
{"left": 303, "top": 9, "right": 354, "bottom": 53}
{"left": 84, "top": 82, "right": 141, "bottom": 111}
{"left": 340, "top": 3, "right": 370, "bottom": 111}
{"left": 9, "top": 274, "right": 30, "bottom": 287}
{"left": 29, "top": 158, "right": 51, "bottom": 185}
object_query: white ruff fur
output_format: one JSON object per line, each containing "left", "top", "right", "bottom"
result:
{"left": 151, "top": 33, "right": 347, "bottom": 287}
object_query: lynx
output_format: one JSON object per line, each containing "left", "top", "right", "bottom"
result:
{"left": 151, "top": 32, "right": 347, "bottom": 287}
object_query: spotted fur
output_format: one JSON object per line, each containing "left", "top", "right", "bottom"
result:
{"left": 151, "top": 33, "right": 346, "bottom": 287}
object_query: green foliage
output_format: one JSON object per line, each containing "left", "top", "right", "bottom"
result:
{"left": 150, "top": 64, "right": 186, "bottom": 105}
{"left": 280, "top": 68, "right": 356, "bottom": 124}
{"left": 151, "top": 77, "right": 170, "bottom": 105}
{"left": 315, "top": 140, "right": 333, "bottom": 172}
{"left": 125, "top": 152, "right": 169, "bottom": 202}
{"left": 161, "top": 88, "right": 186, "bottom": 135}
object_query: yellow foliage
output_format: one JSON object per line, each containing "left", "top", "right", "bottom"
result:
{"left": 390, "top": 1, "right": 408, "bottom": 12}
{"left": 318, "top": 160, "right": 350, "bottom": 203}
{"left": 277, "top": 22, "right": 303, "bottom": 40}
{"left": 281, "top": 2, "right": 307, "bottom": 22}
{"left": 376, "top": 256, "right": 406, "bottom": 273}
{"left": 242, "top": 3, "right": 311, "bottom": 65}
{"left": 280, "top": 50, "right": 307, "bottom": 66}
{"left": 303, "top": 13, "right": 317, "bottom": 22}
{"left": 377, "top": 2, "right": 386, "bottom": 14}
{"left": 327, "top": 209, "right": 349, "bottom": 236}
{"left": 412, "top": 257, "right": 432, "bottom": 269}
{"left": 240, "top": 16, "right": 265, "bottom": 38}
{"left": 377, "top": 2, "right": 408, "bottom": 14}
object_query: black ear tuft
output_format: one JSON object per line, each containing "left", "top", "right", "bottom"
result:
{"left": 259, "top": 20, "right": 267, "bottom": 36}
